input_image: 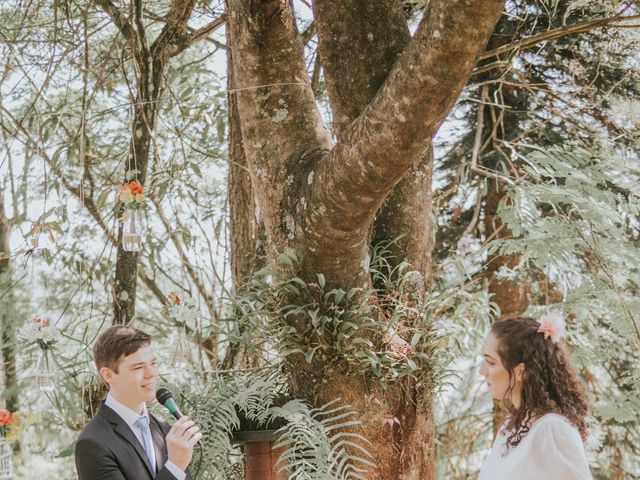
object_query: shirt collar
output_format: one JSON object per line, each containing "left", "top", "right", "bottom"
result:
{"left": 105, "top": 392, "right": 149, "bottom": 429}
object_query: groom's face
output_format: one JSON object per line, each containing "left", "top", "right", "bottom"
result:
{"left": 100, "top": 344, "right": 158, "bottom": 407}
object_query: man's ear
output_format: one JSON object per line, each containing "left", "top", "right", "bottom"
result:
{"left": 99, "top": 366, "right": 115, "bottom": 386}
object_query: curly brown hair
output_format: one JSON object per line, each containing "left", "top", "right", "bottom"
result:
{"left": 491, "top": 317, "right": 589, "bottom": 450}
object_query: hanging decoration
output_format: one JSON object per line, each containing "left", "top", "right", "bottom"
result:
{"left": 116, "top": 180, "right": 146, "bottom": 252}
{"left": 0, "top": 410, "right": 14, "bottom": 479}
{"left": 20, "top": 317, "right": 60, "bottom": 392}
{"left": 165, "top": 293, "right": 199, "bottom": 369}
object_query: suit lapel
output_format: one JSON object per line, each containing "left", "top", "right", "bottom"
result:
{"left": 99, "top": 403, "right": 155, "bottom": 478}
{"left": 150, "top": 414, "right": 167, "bottom": 473}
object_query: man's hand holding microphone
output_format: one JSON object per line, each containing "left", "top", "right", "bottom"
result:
{"left": 157, "top": 388, "right": 203, "bottom": 472}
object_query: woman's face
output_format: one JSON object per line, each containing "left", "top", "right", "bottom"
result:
{"left": 480, "top": 332, "right": 523, "bottom": 406}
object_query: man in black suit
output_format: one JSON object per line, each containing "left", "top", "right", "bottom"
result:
{"left": 75, "top": 325, "right": 202, "bottom": 479}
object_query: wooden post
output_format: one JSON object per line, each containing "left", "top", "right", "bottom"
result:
{"left": 232, "top": 430, "right": 287, "bottom": 480}
{"left": 245, "top": 440, "right": 287, "bottom": 480}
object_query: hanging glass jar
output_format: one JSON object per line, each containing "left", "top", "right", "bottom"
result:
{"left": 35, "top": 348, "right": 56, "bottom": 393}
{"left": 0, "top": 436, "right": 13, "bottom": 480}
{"left": 121, "top": 208, "right": 144, "bottom": 252}
{"left": 169, "top": 324, "right": 191, "bottom": 369}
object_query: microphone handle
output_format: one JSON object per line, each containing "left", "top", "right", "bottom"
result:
{"left": 171, "top": 408, "right": 183, "bottom": 420}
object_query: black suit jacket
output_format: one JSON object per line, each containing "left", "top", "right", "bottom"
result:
{"left": 75, "top": 402, "right": 191, "bottom": 480}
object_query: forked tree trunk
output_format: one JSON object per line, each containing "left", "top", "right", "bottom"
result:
{"left": 226, "top": 0, "right": 504, "bottom": 478}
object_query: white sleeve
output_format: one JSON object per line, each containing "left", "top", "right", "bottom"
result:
{"left": 527, "top": 416, "right": 592, "bottom": 480}
{"left": 164, "top": 461, "right": 186, "bottom": 480}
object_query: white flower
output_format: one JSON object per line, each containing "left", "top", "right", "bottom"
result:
{"left": 168, "top": 304, "right": 199, "bottom": 326}
{"left": 40, "top": 326, "right": 60, "bottom": 343}
{"left": 19, "top": 320, "right": 60, "bottom": 345}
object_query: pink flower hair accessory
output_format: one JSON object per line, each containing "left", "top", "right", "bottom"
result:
{"left": 536, "top": 310, "right": 566, "bottom": 344}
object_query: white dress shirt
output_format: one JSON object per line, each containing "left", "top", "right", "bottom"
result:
{"left": 105, "top": 393, "right": 186, "bottom": 480}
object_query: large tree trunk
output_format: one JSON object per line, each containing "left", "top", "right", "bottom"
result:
{"left": 312, "top": 3, "right": 435, "bottom": 476}
{"left": 314, "top": 0, "right": 433, "bottom": 287}
{"left": 228, "top": 38, "right": 262, "bottom": 292}
{"left": 226, "top": 0, "right": 503, "bottom": 477}
{"left": 224, "top": 21, "right": 267, "bottom": 369}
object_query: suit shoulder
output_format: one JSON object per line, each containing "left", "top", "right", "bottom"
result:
{"left": 77, "top": 412, "right": 111, "bottom": 442}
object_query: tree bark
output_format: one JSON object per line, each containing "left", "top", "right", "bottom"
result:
{"left": 311, "top": 4, "right": 435, "bottom": 476}
{"left": 224, "top": 15, "right": 267, "bottom": 369}
{"left": 313, "top": 0, "right": 433, "bottom": 289}
{"left": 228, "top": 37, "right": 262, "bottom": 292}
{"left": 313, "top": 0, "right": 410, "bottom": 141}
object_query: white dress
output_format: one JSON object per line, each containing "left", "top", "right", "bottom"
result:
{"left": 478, "top": 413, "right": 592, "bottom": 480}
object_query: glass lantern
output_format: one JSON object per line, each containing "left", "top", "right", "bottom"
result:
{"left": 169, "top": 325, "right": 191, "bottom": 369}
{"left": 121, "top": 208, "right": 144, "bottom": 252}
{"left": 0, "top": 436, "right": 13, "bottom": 480}
{"left": 35, "top": 348, "right": 56, "bottom": 393}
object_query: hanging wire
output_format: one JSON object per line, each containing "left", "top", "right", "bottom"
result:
{"left": 79, "top": 111, "right": 85, "bottom": 206}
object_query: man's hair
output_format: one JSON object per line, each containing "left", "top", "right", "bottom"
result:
{"left": 93, "top": 325, "right": 151, "bottom": 373}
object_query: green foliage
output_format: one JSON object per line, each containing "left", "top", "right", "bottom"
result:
{"left": 223, "top": 248, "right": 441, "bottom": 390}
{"left": 161, "top": 371, "right": 373, "bottom": 480}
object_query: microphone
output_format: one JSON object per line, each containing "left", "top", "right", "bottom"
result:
{"left": 156, "top": 388, "right": 184, "bottom": 419}
{"left": 156, "top": 387, "right": 204, "bottom": 459}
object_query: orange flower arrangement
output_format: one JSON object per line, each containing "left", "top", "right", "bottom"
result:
{"left": 0, "top": 410, "right": 12, "bottom": 426}
{"left": 167, "top": 292, "right": 181, "bottom": 305}
{"left": 0, "top": 409, "right": 13, "bottom": 437}
{"left": 128, "top": 180, "right": 143, "bottom": 195}
{"left": 116, "top": 180, "right": 145, "bottom": 210}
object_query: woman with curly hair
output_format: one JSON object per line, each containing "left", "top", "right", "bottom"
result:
{"left": 478, "top": 312, "right": 592, "bottom": 479}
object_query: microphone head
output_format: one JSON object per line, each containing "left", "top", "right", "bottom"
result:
{"left": 156, "top": 387, "right": 183, "bottom": 419}
{"left": 156, "top": 387, "right": 173, "bottom": 405}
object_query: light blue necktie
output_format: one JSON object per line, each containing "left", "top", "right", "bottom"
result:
{"left": 135, "top": 415, "right": 156, "bottom": 473}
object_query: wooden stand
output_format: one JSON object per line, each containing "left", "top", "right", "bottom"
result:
{"left": 233, "top": 429, "right": 287, "bottom": 480}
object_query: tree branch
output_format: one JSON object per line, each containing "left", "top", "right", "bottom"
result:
{"left": 313, "top": 0, "right": 410, "bottom": 139}
{"left": 479, "top": 13, "right": 640, "bottom": 61}
{"left": 299, "top": 0, "right": 504, "bottom": 284}
{"left": 93, "top": 0, "right": 136, "bottom": 44}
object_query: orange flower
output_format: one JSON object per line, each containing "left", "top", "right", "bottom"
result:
{"left": 129, "top": 180, "right": 144, "bottom": 195}
{"left": 167, "top": 292, "right": 181, "bottom": 305}
{"left": 0, "top": 410, "right": 13, "bottom": 426}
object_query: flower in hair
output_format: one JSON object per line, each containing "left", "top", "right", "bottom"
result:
{"left": 536, "top": 310, "right": 566, "bottom": 343}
